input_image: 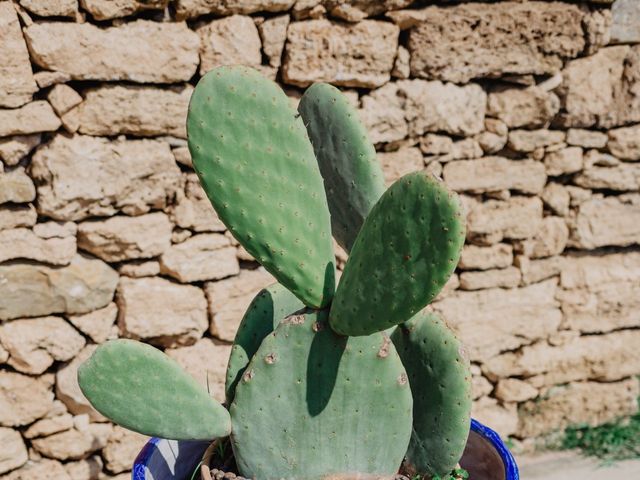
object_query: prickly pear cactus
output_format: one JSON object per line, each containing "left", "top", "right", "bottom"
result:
{"left": 78, "top": 340, "right": 231, "bottom": 440}
{"left": 187, "top": 66, "right": 335, "bottom": 308}
{"left": 298, "top": 83, "right": 385, "bottom": 252}
{"left": 330, "top": 171, "right": 465, "bottom": 336}
{"left": 225, "top": 282, "right": 305, "bottom": 404}
{"left": 230, "top": 310, "right": 413, "bottom": 479}
{"left": 391, "top": 311, "right": 472, "bottom": 477}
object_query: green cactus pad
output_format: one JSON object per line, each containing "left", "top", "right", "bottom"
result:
{"left": 78, "top": 339, "right": 231, "bottom": 440}
{"left": 391, "top": 311, "right": 472, "bottom": 477}
{"left": 187, "top": 66, "right": 335, "bottom": 308}
{"left": 298, "top": 83, "right": 385, "bottom": 252}
{"left": 225, "top": 282, "right": 305, "bottom": 404}
{"left": 329, "top": 171, "right": 465, "bottom": 336}
{"left": 230, "top": 310, "right": 413, "bottom": 479}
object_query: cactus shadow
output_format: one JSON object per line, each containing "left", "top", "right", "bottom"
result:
{"left": 306, "top": 325, "right": 346, "bottom": 417}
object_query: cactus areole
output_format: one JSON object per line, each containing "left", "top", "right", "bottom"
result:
{"left": 76, "top": 66, "right": 502, "bottom": 480}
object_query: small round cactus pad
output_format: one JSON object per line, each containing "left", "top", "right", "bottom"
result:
{"left": 298, "top": 82, "right": 385, "bottom": 252}
{"left": 78, "top": 339, "right": 231, "bottom": 440}
{"left": 225, "top": 282, "right": 305, "bottom": 404}
{"left": 391, "top": 311, "right": 472, "bottom": 477}
{"left": 230, "top": 310, "right": 413, "bottom": 479}
{"left": 329, "top": 171, "right": 465, "bottom": 336}
{"left": 187, "top": 66, "right": 335, "bottom": 308}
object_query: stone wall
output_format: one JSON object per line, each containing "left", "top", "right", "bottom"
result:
{"left": 1, "top": 0, "right": 639, "bottom": 477}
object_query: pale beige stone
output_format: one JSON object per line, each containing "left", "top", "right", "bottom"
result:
{"left": 518, "top": 255, "right": 564, "bottom": 285}
{"left": 170, "top": 173, "right": 226, "bottom": 232}
{"left": 5, "top": 458, "right": 73, "bottom": 480}
{"left": 102, "top": 426, "right": 148, "bottom": 474}
{"left": 541, "top": 183, "right": 570, "bottom": 217}
{"left": 205, "top": 267, "right": 274, "bottom": 342}
{"left": 358, "top": 83, "right": 408, "bottom": 144}
{"left": 0, "top": 205, "right": 37, "bottom": 230}
{"left": 378, "top": 147, "right": 423, "bottom": 185}
{"left": 572, "top": 194, "right": 640, "bottom": 249}
{"left": 32, "top": 220, "right": 77, "bottom": 239}
{"left": 392, "top": 45, "right": 410, "bottom": 79}
{"left": 198, "top": 15, "right": 261, "bottom": 75}
{"left": 529, "top": 217, "right": 569, "bottom": 258}
{"left": 567, "top": 129, "right": 608, "bottom": 149}
{"left": 0, "top": 372, "right": 54, "bottom": 426}
{"left": 67, "top": 303, "right": 118, "bottom": 344}
{"left": 398, "top": 80, "right": 486, "bottom": 137}
{"left": 326, "top": 0, "right": 413, "bottom": 22}
{"left": 165, "top": 338, "right": 231, "bottom": 403}
{"left": 566, "top": 185, "right": 593, "bottom": 207}
{"left": 32, "top": 424, "right": 111, "bottom": 461}
{"left": 575, "top": 162, "right": 640, "bottom": 191}
{"left": 444, "top": 157, "right": 545, "bottom": 194}
{"left": 559, "top": 252, "right": 640, "bottom": 333}
{"left": 518, "top": 379, "right": 639, "bottom": 437}
{"left": 55, "top": 346, "right": 104, "bottom": 421}
{"left": 420, "top": 134, "right": 452, "bottom": 156}
{"left": 34, "top": 70, "right": 71, "bottom": 89}
{"left": 608, "top": 125, "right": 640, "bottom": 161}
{"left": 484, "top": 330, "right": 640, "bottom": 388}
{"left": 507, "top": 130, "right": 566, "bottom": 153}
{"left": 0, "top": 255, "right": 118, "bottom": 321}
{"left": 259, "top": 14, "right": 289, "bottom": 68}
{"left": 77, "top": 213, "right": 172, "bottom": 262}
{"left": 118, "top": 261, "right": 161, "bottom": 278}
{"left": 0, "top": 3, "right": 37, "bottom": 108}
{"left": 544, "top": 147, "right": 583, "bottom": 176}
{"left": 0, "top": 228, "right": 76, "bottom": 265}
{"left": 585, "top": 150, "right": 621, "bottom": 168}
{"left": 556, "top": 46, "right": 632, "bottom": 128}
{"left": 19, "top": 0, "right": 77, "bottom": 17}
{"left": 47, "top": 84, "right": 82, "bottom": 118}
{"left": 160, "top": 234, "right": 239, "bottom": 283}
{"left": 0, "top": 316, "right": 85, "bottom": 375}
{"left": 467, "top": 197, "right": 543, "bottom": 241}
{"left": 472, "top": 373, "right": 493, "bottom": 400}
{"left": 0, "top": 344, "right": 7, "bottom": 363}
{"left": 172, "top": 146, "right": 192, "bottom": 169}
{"left": 459, "top": 244, "right": 513, "bottom": 271}
{"left": 487, "top": 86, "right": 559, "bottom": 129}
{"left": 77, "top": 85, "right": 191, "bottom": 138}
{"left": 611, "top": 0, "right": 640, "bottom": 44}
{"left": 432, "top": 279, "right": 561, "bottom": 362}
{"left": 0, "top": 101, "right": 61, "bottom": 137}
{"left": 117, "top": 277, "right": 208, "bottom": 347}
{"left": 584, "top": 8, "right": 612, "bottom": 55}
{"left": 283, "top": 19, "right": 399, "bottom": 88}
{"left": 64, "top": 456, "right": 103, "bottom": 480}
{"left": 0, "top": 167, "right": 36, "bottom": 205}
{"left": 81, "top": 0, "right": 168, "bottom": 20}
{"left": 495, "top": 379, "right": 538, "bottom": 403}
{"left": 0, "top": 134, "right": 41, "bottom": 166}
{"left": 471, "top": 397, "right": 518, "bottom": 438}
{"left": 24, "top": 21, "right": 199, "bottom": 83}
{"left": 31, "top": 135, "right": 181, "bottom": 221}
{"left": 24, "top": 414, "right": 74, "bottom": 439}
{"left": 175, "top": 0, "right": 295, "bottom": 19}
{"left": 407, "top": 2, "right": 585, "bottom": 83}
{"left": 0, "top": 427, "right": 28, "bottom": 475}
{"left": 459, "top": 267, "right": 521, "bottom": 291}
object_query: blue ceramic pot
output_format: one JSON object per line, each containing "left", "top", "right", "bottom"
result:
{"left": 132, "top": 419, "right": 518, "bottom": 480}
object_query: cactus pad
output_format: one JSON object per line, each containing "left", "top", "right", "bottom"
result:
{"left": 298, "top": 83, "right": 385, "bottom": 252}
{"left": 78, "top": 339, "right": 231, "bottom": 440}
{"left": 329, "top": 171, "right": 465, "bottom": 336}
{"left": 230, "top": 310, "right": 413, "bottom": 479}
{"left": 187, "top": 66, "right": 335, "bottom": 308}
{"left": 391, "top": 311, "right": 472, "bottom": 477}
{"left": 225, "top": 282, "right": 305, "bottom": 403}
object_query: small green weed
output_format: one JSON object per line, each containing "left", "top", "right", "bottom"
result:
{"left": 560, "top": 407, "right": 640, "bottom": 463}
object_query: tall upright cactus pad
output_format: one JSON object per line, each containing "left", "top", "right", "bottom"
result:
{"left": 298, "top": 83, "right": 385, "bottom": 252}
{"left": 187, "top": 66, "right": 335, "bottom": 308}
{"left": 230, "top": 310, "right": 413, "bottom": 479}
{"left": 78, "top": 340, "right": 231, "bottom": 440}
{"left": 225, "top": 282, "right": 305, "bottom": 404}
{"left": 329, "top": 171, "right": 465, "bottom": 336}
{"left": 391, "top": 311, "right": 472, "bottom": 477}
